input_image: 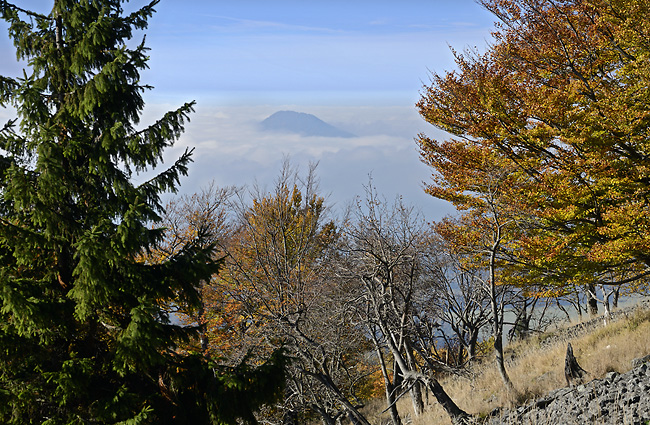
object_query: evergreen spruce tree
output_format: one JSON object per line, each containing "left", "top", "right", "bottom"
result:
{"left": 0, "top": 1, "right": 284, "bottom": 423}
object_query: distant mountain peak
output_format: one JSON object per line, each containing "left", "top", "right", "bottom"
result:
{"left": 259, "top": 110, "right": 356, "bottom": 138}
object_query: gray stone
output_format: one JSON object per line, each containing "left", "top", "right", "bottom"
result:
{"left": 482, "top": 359, "right": 650, "bottom": 425}
{"left": 631, "top": 354, "right": 650, "bottom": 368}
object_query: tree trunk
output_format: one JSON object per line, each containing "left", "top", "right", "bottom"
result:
{"left": 384, "top": 381, "right": 402, "bottom": 425}
{"left": 613, "top": 287, "right": 620, "bottom": 310}
{"left": 426, "top": 378, "right": 470, "bottom": 425}
{"left": 511, "top": 300, "right": 531, "bottom": 341}
{"left": 410, "top": 381, "right": 425, "bottom": 417}
{"left": 564, "top": 342, "right": 587, "bottom": 387}
{"left": 467, "top": 327, "right": 479, "bottom": 361}
{"left": 489, "top": 244, "right": 515, "bottom": 393}
{"left": 404, "top": 341, "right": 425, "bottom": 416}
{"left": 493, "top": 326, "right": 514, "bottom": 393}
{"left": 342, "top": 402, "right": 370, "bottom": 425}
{"left": 456, "top": 340, "right": 465, "bottom": 366}
{"left": 587, "top": 284, "right": 598, "bottom": 316}
{"left": 375, "top": 343, "right": 401, "bottom": 425}
{"left": 384, "top": 336, "right": 465, "bottom": 425}
{"left": 601, "top": 285, "right": 612, "bottom": 326}
{"left": 311, "top": 371, "right": 371, "bottom": 425}
{"left": 574, "top": 291, "right": 584, "bottom": 321}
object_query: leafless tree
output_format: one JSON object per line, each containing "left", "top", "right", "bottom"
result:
{"left": 419, "top": 238, "right": 492, "bottom": 364}
{"left": 337, "top": 183, "right": 470, "bottom": 425}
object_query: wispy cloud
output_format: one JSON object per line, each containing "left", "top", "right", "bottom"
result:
{"left": 203, "top": 15, "right": 345, "bottom": 34}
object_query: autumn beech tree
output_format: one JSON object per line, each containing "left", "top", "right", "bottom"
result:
{"left": 213, "top": 163, "right": 372, "bottom": 425}
{"left": 0, "top": 1, "right": 283, "bottom": 424}
{"left": 418, "top": 0, "right": 650, "bottom": 306}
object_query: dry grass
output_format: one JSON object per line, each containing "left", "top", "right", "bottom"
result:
{"left": 363, "top": 305, "right": 650, "bottom": 425}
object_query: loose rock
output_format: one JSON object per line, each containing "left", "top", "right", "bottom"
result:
{"left": 481, "top": 361, "right": 650, "bottom": 425}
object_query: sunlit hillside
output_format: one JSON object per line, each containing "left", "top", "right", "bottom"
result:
{"left": 361, "top": 303, "right": 650, "bottom": 425}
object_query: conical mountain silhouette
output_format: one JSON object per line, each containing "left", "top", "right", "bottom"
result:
{"left": 260, "top": 111, "right": 356, "bottom": 138}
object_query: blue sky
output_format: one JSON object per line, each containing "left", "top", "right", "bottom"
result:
{"left": 141, "top": 0, "right": 495, "bottom": 103}
{"left": 0, "top": 1, "right": 497, "bottom": 219}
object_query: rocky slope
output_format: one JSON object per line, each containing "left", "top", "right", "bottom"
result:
{"left": 482, "top": 302, "right": 650, "bottom": 425}
{"left": 483, "top": 356, "right": 650, "bottom": 425}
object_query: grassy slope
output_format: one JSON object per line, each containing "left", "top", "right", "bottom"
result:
{"left": 363, "top": 302, "right": 650, "bottom": 425}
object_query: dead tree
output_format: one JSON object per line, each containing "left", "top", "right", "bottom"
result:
{"left": 564, "top": 342, "right": 587, "bottom": 387}
{"left": 340, "top": 184, "right": 467, "bottom": 425}
{"left": 401, "top": 372, "right": 470, "bottom": 425}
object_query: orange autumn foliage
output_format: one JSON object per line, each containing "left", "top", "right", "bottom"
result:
{"left": 418, "top": 0, "right": 650, "bottom": 291}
